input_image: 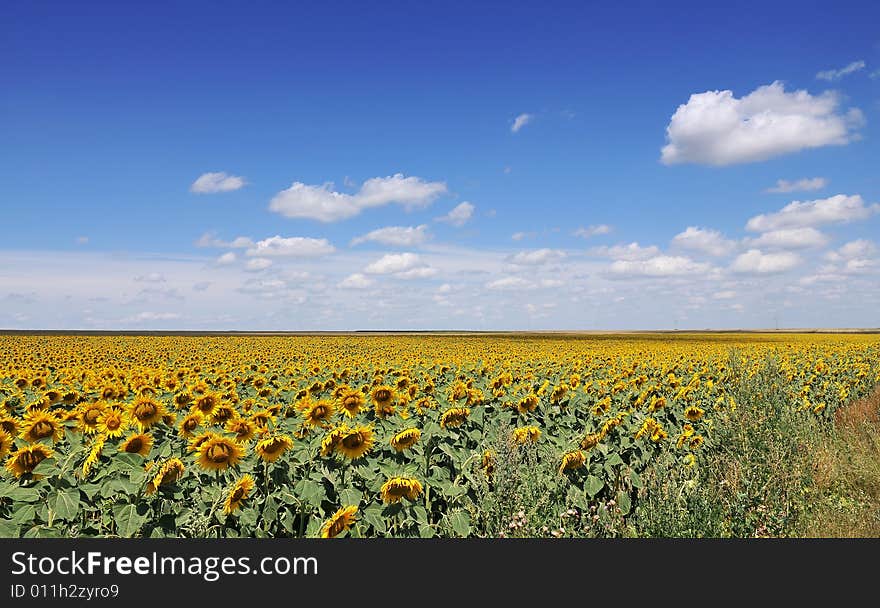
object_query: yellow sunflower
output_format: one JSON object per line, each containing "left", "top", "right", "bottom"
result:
{"left": 96, "top": 407, "right": 128, "bottom": 438}
{"left": 178, "top": 411, "right": 203, "bottom": 439}
{"left": 380, "top": 477, "right": 423, "bottom": 504}
{"left": 580, "top": 432, "right": 602, "bottom": 451}
{"left": 209, "top": 404, "right": 237, "bottom": 426}
{"left": 559, "top": 450, "right": 586, "bottom": 473}
{"left": 390, "top": 428, "right": 421, "bottom": 452}
{"left": 336, "top": 426, "right": 374, "bottom": 460}
{"left": 75, "top": 401, "right": 106, "bottom": 435}
{"left": 254, "top": 433, "right": 293, "bottom": 463}
{"left": 0, "top": 429, "right": 12, "bottom": 461}
{"left": 225, "top": 418, "right": 256, "bottom": 443}
{"left": 5, "top": 443, "right": 53, "bottom": 478}
{"left": 337, "top": 389, "right": 365, "bottom": 418}
{"left": 320, "top": 505, "right": 358, "bottom": 538}
{"left": 320, "top": 426, "right": 347, "bottom": 457}
{"left": 146, "top": 458, "right": 186, "bottom": 494}
{"left": 517, "top": 394, "right": 539, "bottom": 414}
{"left": 224, "top": 474, "right": 255, "bottom": 514}
{"left": 120, "top": 433, "right": 153, "bottom": 457}
{"left": 197, "top": 436, "right": 245, "bottom": 471}
{"left": 0, "top": 415, "right": 20, "bottom": 438}
{"left": 512, "top": 426, "right": 541, "bottom": 445}
{"left": 192, "top": 392, "right": 220, "bottom": 416}
{"left": 81, "top": 434, "right": 106, "bottom": 478}
{"left": 684, "top": 406, "right": 705, "bottom": 421}
{"left": 129, "top": 395, "right": 167, "bottom": 430}
{"left": 302, "top": 399, "right": 336, "bottom": 428}
{"left": 371, "top": 385, "right": 397, "bottom": 418}
{"left": 439, "top": 407, "right": 470, "bottom": 428}
{"left": 20, "top": 410, "right": 64, "bottom": 443}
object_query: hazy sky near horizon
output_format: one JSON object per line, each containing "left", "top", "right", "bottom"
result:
{"left": 1, "top": 0, "right": 879, "bottom": 330}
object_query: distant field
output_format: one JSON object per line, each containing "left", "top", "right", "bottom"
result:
{"left": 1, "top": 332, "right": 878, "bottom": 538}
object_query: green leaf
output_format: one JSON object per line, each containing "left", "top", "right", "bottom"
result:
{"left": 362, "top": 504, "right": 386, "bottom": 534}
{"left": 446, "top": 510, "right": 471, "bottom": 537}
{"left": 616, "top": 490, "right": 632, "bottom": 516}
{"left": 11, "top": 504, "right": 36, "bottom": 525}
{"left": 31, "top": 458, "right": 58, "bottom": 477}
{"left": 50, "top": 489, "right": 80, "bottom": 520}
{"left": 418, "top": 524, "right": 435, "bottom": 538}
{"left": 113, "top": 503, "right": 148, "bottom": 538}
{"left": 628, "top": 470, "right": 643, "bottom": 489}
{"left": 115, "top": 452, "right": 144, "bottom": 468}
{"left": 338, "top": 488, "right": 362, "bottom": 507}
{"left": 586, "top": 475, "right": 604, "bottom": 498}
{"left": 301, "top": 480, "right": 324, "bottom": 509}
{"left": 606, "top": 452, "right": 624, "bottom": 467}
{"left": 0, "top": 520, "right": 20, "bottom": 538}
{"left": 3, "top": 487, "right": 41, "bottom": 503}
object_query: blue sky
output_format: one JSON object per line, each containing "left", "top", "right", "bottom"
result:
{"left": 1, "top": 0, "right": 879, "bottom": 330}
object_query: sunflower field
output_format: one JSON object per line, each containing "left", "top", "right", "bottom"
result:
{"left": 1, "top": 333, "right": 878, "bottom": 538}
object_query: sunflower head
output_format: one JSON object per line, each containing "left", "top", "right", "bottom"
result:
{"left": 439, "top": 407, "right": 470, "bottom": 429}
{"left": 6, "top": 443, "right": 54, "bottom": 478}
{"left": 517, "top": 394, "right": 539, "bottom": 414}
{"left": 380, "top": 477, "right": 423, "bottom": 504}
{"left": 20, "top": 410, "right": 64, "bottom": 443}
{"left": 120, "top": 433, "right": 153, "bottom": 457}
{"left": 320, "top": 505, "right": 358, "bottom": 538}
{"left": 337, "top": 390, "right": 365, "bottom": 418}
{"left": 129, "top": 396, "right": 167, "bottom": 430}
{"left": 559, "top": 450, "right": 586, "bottom": 474}
{"left": 0, "top": 429, "right": 12, "bottom": 461}
{"left": 97, "top": 407, "right": 128, "bottom": 438}
{"left": 512, "top": 426, "right": 541, "bottom": 445}
{"left": 302, "top": 399, "right": 335, "bottom": 428}
{"left": 193, "top": 392, "right": 219, "bottom": 416}
{"left": 197, "top": 436, "right": 245, "bottom": 471}
{"left": 254, "top": 433, "right": 293, "bottom": 463}
{"left": 370, "top": 385, "right": 396, "bottom": 409}
{"left": 146, "top": 458, "right": 186, "bottom": 494}
{"left": 225, "top": 418, "right": 256, "bottom": 442}
{"left": 76, "top": 401, "right": 106, "bottom": 435}
{"left": 336, "top": 426, "right": 374, "bottom": 460}
{"left": 224, "top": 474, "right": 255, "bottom": 514}
{"left": 390, "top": 428, "right": 421, "bottom": 452}
{"left": 684, "top": 406, "right": 705, "bottom": 421}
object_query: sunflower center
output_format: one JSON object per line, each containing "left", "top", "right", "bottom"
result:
{"left": 21, "top": 451, "right": 46, "bottom": 470}
{"left": 125, "top": 438, "right": 144, "bottom": 452}
{"left": 105, "top": 416, "right": 122, "bottom": 431}
{"left": 232, "top": 487, "right": 245, "bottom": 502}
{"left": 84, "top": 409, "right": 101, "bottom": 424}
{"left": 262, "top": 439, "right": 284, "bottom": 454}
{"left": 134, "top": 402, "right": 157, "bottom": 421}
{"left": 341, "top": 433, "right": 364, "bottom": 449}
{"left": 198, "top": 397, "right": 215, "bottom": 412}
{"left": 206, "top": 443, "right": 231, "bottom": 463}
{"left": 31, "top": 420, "right": 55, "bottom": 439}
{"left": 343, "top": 397, "right": 358, "bottom": 408}
{"left": 184, "top": 418, "right": 198, "bottom": 432}
{"left": 375, "top": 389, "right": 391, "bottom": 402}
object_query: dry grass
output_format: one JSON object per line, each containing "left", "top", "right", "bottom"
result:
{"left": 802, "top": 386, "right": 880, "bottom": 538}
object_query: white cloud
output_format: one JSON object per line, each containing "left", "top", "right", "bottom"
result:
{"left": 127, "top": 312, "right": 182, "bottom": 322}
{"left": 660, "top": 81, "right": 864, "bottom": 166}
{"left": 351, "top": 225, "right": 430, "bottom": 247}
{"left": 435, "top": 202, "right": 475, "bottom": 227}
{"left": 268, "top": 173, "right": 447, "bottom": 222}
{"left": 133, "top": 272, "right": 166, "bottom": 283}
{"left": 486, "top": 276, "right": 535, "bottom": 290}
{"left": 713, "top": 290, "right": 737, "bottom": 300}
{"left": 511, "top": 232, "right": 529, "bottom": 241}
{"left": 338, "top": 273, "right": 375, "bottom": 289}
{"left": 730, "top": 249, "right": 801, "bottom": 274}
{"left": 196, "top": 232, "right": 254, "bottom": 248}
{"left": 244, "top": 258, "right": 273, "bottom": 272}
{"left": 573, "top": 224, "right": 612, "bottom": 238}
{"left": 825, "top": 239, "right": 877, "bottom": 262}
{"left": 589, "top": 242, "right": 660, "bottom": 261}
{"left": 508, "top": 248, "right": 567, "bottom": 265}
{"left": 816, "top": 60, "right": 866, "bottom": 81}
{"left": 746, "top": 194, "right": 879, "bottom": 231}
{"left": 364, "top": 253, "right": 422, "bottom": 275}
{"left": 871, "top": 69, "right": 880, "bottom": 80}
{"left": 671, "top": 227, "right": 737, "bottom": 257}
{"left": 609, "top": 255, "right": 712, "bottom": 277}
{"left": 765, "top": 177, "right": 828, "bottom": 193}
{"left": 245, "top": 236, "right": 335, "bottom": 257}
{"left": 395, "top": 267, "right": 438, "bottom": 279}
{"left": 76, "top": 236, "right": 89, "bottom": 245}
{"left": 511, "top": 113, "right": 533, "bottom": 133}
{"left": 745, "top": 227, "right": 829, "bottom": 250}
{"left": 216, "top": 252, "right": 237, "bottom": 265}
{"left": 190, "top": 172, "right": 247, "bottom": 194}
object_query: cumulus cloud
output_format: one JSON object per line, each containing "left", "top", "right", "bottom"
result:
{"left": 435, "top": 202, "right": 475, "bottom": 227}
{"left": 511, "top": 113, "right": 533, "bottom": 133}
{"left": 671, "top": 227, "right": 737, "bottom": 257}
{"left": 216, "top": 252, "right": 237, "bottom": 265}
{"left": 126, "top": 312, "right": 182, "bottom": 322}
{"left": 730, "top": 249, "right": 801, "bottom": 274}
{"left": 660, "top": 81, "right": 864, "bottom": 166}
{"left": 825, "top": 239, "right": 876, "bottom": 262}
{"left": 338, "top": 273, "right": 375, "bottom": 289}
{"left": 511, "top": 232, "right": 530, "bottom": 241}
{"left": 190, "top": 172, "right": 247, "bottom": 194}
{"left": 589, "top": 242, "right": 660, "bottom": 261}
{"left": 363, "top": 253, "right": 436, "bottom": 279}
{"left": 244, "top": 258, "right": 273, "bottom": 272}
{"left": 196, "top": 232, "right": 254, "bottom": 249}
{"left": 133, "top": 273, "right": 166, "bottom": 283}
{"left": 269, "top": 174, "right": 447, "bottom": 222}
{"left": 486, "top": 276, "right": 535, "bottom": 290}
{"left": 816, "top": 60, "right": 866, "bottom": 81}
{"left": 245, "top": 236, "right": 335, "bottom": 257}
{"left": 573, "top": 224, "right": 612, "bottom": 238}
{"left": 765, "top": 177, "right": 828, "bottom": 193}
{"left": 351, "top": 225, "right": 430, "bottom": 247}
{"left": 745, "top": 194, "right": 879, "bottom": 231}
{"left": 745, "top": 227, "right": 829, "bottom": 250}
{"left": 608, "top": 255, "right": 712, "bottom": 277}
{"left": 507, "top": 249, "right": 567, "bottom": 265}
